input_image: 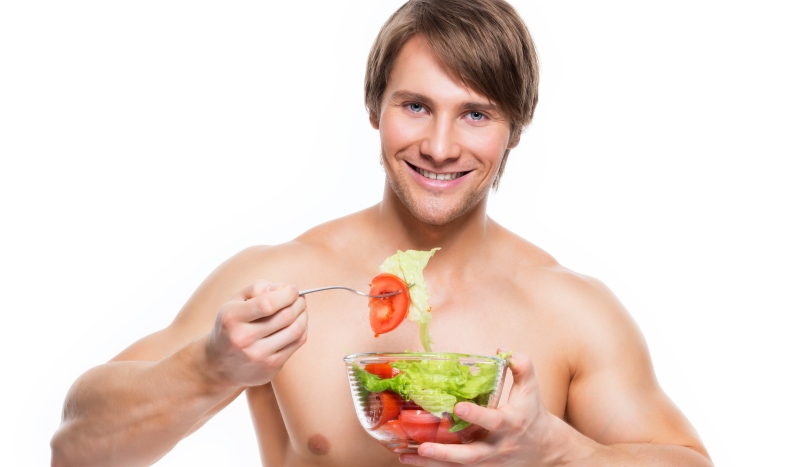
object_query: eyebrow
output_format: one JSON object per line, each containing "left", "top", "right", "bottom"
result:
{"left": 388, "top": 90, "right": 500, "bottom": 114}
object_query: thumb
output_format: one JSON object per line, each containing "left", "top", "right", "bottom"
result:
{"left": 500, "top": 349, "right": 537, "bottom": 405}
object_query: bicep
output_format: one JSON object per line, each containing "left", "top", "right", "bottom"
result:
{"left": 109, "top": 294, "right": 225, "bottom": 363}
{"left": 111, "top": 246, "right": 274, "bottom": 362}
{"left": 567, "top": 351, "right": 700, "bottom": 448}
{"left": 564, "top": 281, "right": 706, "bottom": 454}
{"left": 104, "top": 247, "right": 275, "bottom": 431}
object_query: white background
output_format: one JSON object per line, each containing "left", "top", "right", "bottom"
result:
{"left": 1, "top": 1, "right": 798, "bottom": 465}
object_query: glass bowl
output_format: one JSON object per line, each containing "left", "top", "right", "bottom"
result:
{"left": 344, "top": 352, "right": 508, "bottom": 453}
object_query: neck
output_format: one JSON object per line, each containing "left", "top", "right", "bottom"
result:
{"left": 374, "top": 182, "right": 494, "bottom": 257}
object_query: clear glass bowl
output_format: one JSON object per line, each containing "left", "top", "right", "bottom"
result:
{"left": 344, "top": 352, "right": 508, "bottom": 453}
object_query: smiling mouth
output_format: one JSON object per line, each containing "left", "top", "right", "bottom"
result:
{"left": 411, "top": 165, "right": 468, "bottom": 181}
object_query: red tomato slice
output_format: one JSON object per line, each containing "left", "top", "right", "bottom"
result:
{"left": 364, "top": 391, "right": 403, "bottom": 430}
{"left": 374, "top": 419, "right": 410, "bottom": 450}
{"left": 435, "top": 415, "right": 463, "bottom": 444}
{"left": 375, "top": 418, "right": 409, "bottom": 440}
{"left": 368, "top": 273, "right": 410, "bottom": 336}
{"left": 398, "top": 409, "right": 440, "bottom": 444}
{"left": 364, "top": 363, "right": 401, "bottom": 379}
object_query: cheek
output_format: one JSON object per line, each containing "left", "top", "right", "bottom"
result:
{"left": 462, "top": 131, "right": 508, "bottom": 162}
{"left": 380, "top": 113, "right": 423, "bottom": 151}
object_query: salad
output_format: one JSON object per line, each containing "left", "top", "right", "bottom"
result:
{"left": 348, "top": 353, "right": 506, "bottom": 448}
{"left": 352, "top": 249, "right": 510, "bottom": 447}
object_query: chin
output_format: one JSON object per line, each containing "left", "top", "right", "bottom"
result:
{"left": 386, "top": 171, "right": 491, "bottom": 226}
{"left": 402, "top": 190, "right": 485, "bottom": 227}
{"left": 410, "top": 209, "right": 459, "bottom": 226}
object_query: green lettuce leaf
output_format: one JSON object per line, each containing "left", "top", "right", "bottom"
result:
{"left": 353, "top": 354, "right": 498, "bottom": 420}
{"left": 379, "top": 248, "right": 440, "bottom": 351}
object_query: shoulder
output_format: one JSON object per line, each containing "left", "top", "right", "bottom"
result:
{"left": 167, "top": 210, "right": 372, "bottom": 322}
{"left": 503, "top": 243, "right": 703, "bottom": 452}
{"left": 492, "top": 224, "right": 630, "bottom": 318}
{"left": 216, "top": 207, "right": 376, "bottom": 284}
{"left": 541, "top": 268, "right": 650, "bottom": 385}
{"left": 492, "top": 226, "right": 646, "bottom": 369}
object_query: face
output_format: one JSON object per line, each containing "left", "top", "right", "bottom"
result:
{"left": 371, "top": 35, "right": 519, "bottom": 226}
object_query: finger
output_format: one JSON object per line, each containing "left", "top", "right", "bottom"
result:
{"left": 249, "top": 311, "right": 308, "bottom": 363}
{"left": 502, "top": 349, "right": 537, "bottom": 405}
{"left": 251, "top": 291, "right": 305, "bottom": 326}
{"left": 398, "top": 453, "right": 447, "bottom": 466}
{"left": 401, "top": 441, "right": 493, "bottom": 465}
{"left": 399, "top": 452, "right": 451, "bottom": 466}
{"left": 444, "top": 352, "right": 537, "bottom": 433}
{"left": 242, "top": 283, "right": 301, "bottom": 322}
{"left": 232, "top": 280, "right": 275, "bottom": 301}
{"left": 452, "top": 401, "right": 506, "bottom": 433}
{"left": 250, "top": 304, "right": 308, "bottom": 353}
{"left": 252, "top": 312, "right": 309, "bottom": 367}
{"left": 248, "top": 297, "right": 307, "bottom": 341}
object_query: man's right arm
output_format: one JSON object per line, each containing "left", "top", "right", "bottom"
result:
{"left": 50, "top": 248, "right": 308, "bottom": 467}
{"left": 51, "top": 337, "right": 243, "bottom": 467}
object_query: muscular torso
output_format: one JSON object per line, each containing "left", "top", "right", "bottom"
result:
{"left": 237, "top": 209, "right": 577, "bottom": 466}
{"left": 98, "top": 205, "right": 705, "bottom": 466}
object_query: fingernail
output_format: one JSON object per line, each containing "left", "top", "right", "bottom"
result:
{"left": 399, "top": 454, "right": 415, "bottom": 464}
{"left": 454, "top": 403, "right": 468, "bottom": 417}
{"left": 418, "top": 445, "right": 434, "bottom": 457}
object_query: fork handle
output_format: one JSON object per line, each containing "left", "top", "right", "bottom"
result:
{"left": 299, "top": 284, "right": 412, "bottom": 298}
{"left": 298, "top": 286, "right": 364, "bottom": 296}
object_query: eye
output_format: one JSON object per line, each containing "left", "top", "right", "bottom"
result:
{"left": 466, "top": 111, "right": 485, "bottom": 121}
{"left": 407, "top": 103, "right": 424, "bottom": 113}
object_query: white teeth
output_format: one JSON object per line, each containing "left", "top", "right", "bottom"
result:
{"left": 417, "top": 168, "right": 464, "bottom": 181}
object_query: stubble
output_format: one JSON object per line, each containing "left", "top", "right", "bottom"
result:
{"left": 382, "top": 154, "right": 489, "bottom": 227}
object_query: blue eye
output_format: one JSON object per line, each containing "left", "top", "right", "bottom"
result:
{"left": 408, "top": 103, "right": 424, "bottom": 112}
{"left": 467, "top": 111, "right": 485, "bottom": 121}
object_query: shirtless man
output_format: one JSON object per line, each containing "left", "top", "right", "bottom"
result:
{"left": 51, "top": 1, "right": 712, "bottom": 465}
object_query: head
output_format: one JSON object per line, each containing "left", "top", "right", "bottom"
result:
{"left": 365, "top": 0, "right": 539, "bottom": 189}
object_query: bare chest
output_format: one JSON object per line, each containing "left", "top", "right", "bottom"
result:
{"left": 249, "top": 286, "right": 570, "bottom": 465}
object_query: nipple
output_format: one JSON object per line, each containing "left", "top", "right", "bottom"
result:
{"left": 307, "top": 433, "right": 331, "bottom": 456}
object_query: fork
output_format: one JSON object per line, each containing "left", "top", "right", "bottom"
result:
{"left": 299, "top": 284, "right": 413, "bottom": 299}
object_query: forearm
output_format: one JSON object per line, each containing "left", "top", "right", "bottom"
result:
{"left": 564, "top": 439, "right": 712, "bottom": 466}
{"left": 51, "top": 338, "right": 237, "bottom": 467}
{"left": 603, "top": 443, "right": 711, "bottom": 466}
{"left": 555, "top": 418, "right": 713, "bottom": 467}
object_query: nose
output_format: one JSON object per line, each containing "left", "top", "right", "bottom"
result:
{"left": 420, "top": 117, "right": 460, "bottom": 163}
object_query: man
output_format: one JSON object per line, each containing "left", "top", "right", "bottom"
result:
{"left": 51, "top": 0, "right": 712, "bottom": 465}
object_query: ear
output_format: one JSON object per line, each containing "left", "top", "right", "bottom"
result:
{"left": 507, "top": 131, "right": 521, "bottom": 149}
{"left": 369, "top": 111, "right": 380, "bottom": 130}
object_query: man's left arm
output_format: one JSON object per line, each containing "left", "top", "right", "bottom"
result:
{"left": 402, "top": 277, "right": 712, "bottom": 466}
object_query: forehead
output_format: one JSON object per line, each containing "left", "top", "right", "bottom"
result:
{"left": 384, "top": 35, "right": 491, "bottom": 105}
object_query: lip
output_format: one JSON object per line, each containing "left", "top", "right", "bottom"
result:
{"left": 406, "top": 162, "right": 470, "bottom": 189}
